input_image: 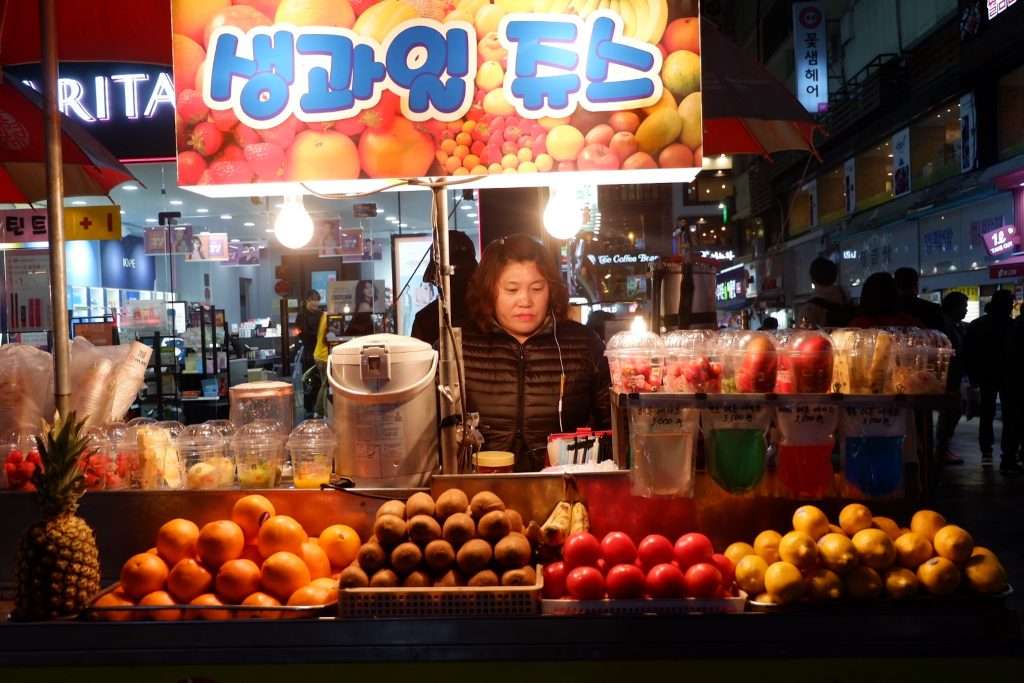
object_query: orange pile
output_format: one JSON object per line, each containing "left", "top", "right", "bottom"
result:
{"left": 92, "top": 494, "right": 361, "bottom": 621}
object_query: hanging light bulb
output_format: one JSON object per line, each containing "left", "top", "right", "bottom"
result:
{"left": 543, "top": 184, "right": 583, "bottom": 240}
{"left": 274, "top": 192, "right": 314, "bottom": 249}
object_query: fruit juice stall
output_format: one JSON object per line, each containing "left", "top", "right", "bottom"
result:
{"left": 1, "top": 0, "right": 1021, "bottom": 675}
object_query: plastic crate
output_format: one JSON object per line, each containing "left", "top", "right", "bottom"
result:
{"left": 85, "top": 583, "right": 334, "bottom": 621}
{"left": 542, "top": 591, "right": 747, "bottom": 616}
{"left": 338, "top": 566, "right": 543, "bottom": 619}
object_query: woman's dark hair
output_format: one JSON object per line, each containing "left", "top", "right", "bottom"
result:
{"left": 355, "top": 280, "right": 374, "bottom": 305}
{"left": 466, "top": 233, "right": 569, "bottom": 330}
{"left": 304, "top": 289, "right": 321, "bottom": 302}
{"left": 858, "top": 272, "right": 899, "bottom": 317}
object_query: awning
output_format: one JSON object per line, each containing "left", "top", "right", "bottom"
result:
{"left": 989, "top": 255, "right": 1024, "bottom": 279}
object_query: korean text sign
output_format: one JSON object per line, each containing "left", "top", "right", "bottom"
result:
{"left": 792, "top": 1, "right": 828, "bottom": 113}
{"left": 171, "top": 0, "right": 701, "bottom": 192}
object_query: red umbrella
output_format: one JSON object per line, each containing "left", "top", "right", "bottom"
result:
{"left": 0, "top": 76, "right": 137, "bottom": 202}
{"left": 700, "top": 20, "right": 822, "bottom": 157}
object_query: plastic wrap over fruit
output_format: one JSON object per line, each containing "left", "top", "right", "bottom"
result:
{"left": 662, "top": 329, "right": 722, "bottom": 393}
{"left": 775, "top": 329, "right": 833, "bottom": 394}
{"left": 605, "top": 321, "right": 664, "bottom": 393}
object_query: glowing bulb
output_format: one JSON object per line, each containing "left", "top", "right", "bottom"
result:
{"left": 630, "top": 316, "right": 646, "bottom": 334}
{"left": 274, "top": 192, "right": 314, "bottom": 249}
{"left": 543, "top": 184, "right": 583, "bottom": 240}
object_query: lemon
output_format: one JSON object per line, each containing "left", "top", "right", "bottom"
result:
{"left": 845, "top": 565, "right": 883, "bottom": 600}
{"left": 933, "top": 525, "right": 973, "bottom": 564}
{"left": 884, "top": 568, "right": 919, "bottom": 599}
{"left": 807, "top": 568, "right": 843, "bottom": 601}
{"left": 917, "top": 557, "right": 960, "bottom": 596}
{"left": 735, "top": 554, "right": 769, "bottom": 595}
{"left": 764, "top": 561, "right": 805, "bottom": 605}
{"left": 838, "top": 503, "right": 873, "bottom": 536}
{"left": 872, "top": 515, "right": 903, "bottom": 541}
{"left": 851, "top": 528, "right": 896, "bottom": 571}
{"left": 778, "top": 531, "right": 818, "bottom": 571}
{"left": 753, "top": 530, "right": 782, "bottom": 564}
{"left": 792, "top": 505, "right": 831, "bottom": 540}
{"left": 724, "top": 542, "right": 755, "bottom": 567}
{"left": 817, "top": 532, "right": 858, "bottom": 575}
{"left": 893, "top": 532, "right": 933, "bottom": 569}
{"left": 963, "top": 554, "right": 1008, "bottom": 595}
{"left": 910, "top": 510, "right": 947, "bottom": 542}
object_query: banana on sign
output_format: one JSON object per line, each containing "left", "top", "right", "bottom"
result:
{"left": 171, "top": 0, "right": 701, "bottom": 191}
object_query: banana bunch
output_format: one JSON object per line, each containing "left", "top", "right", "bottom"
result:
{"left": 535, "top": 0, "right": 667, "bottom": 43}
{"left": 354, "top": 0, "right": 420, "bottom": 44}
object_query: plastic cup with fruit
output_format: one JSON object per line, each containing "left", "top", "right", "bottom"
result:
{"left": 232, "top": 420, "right": 285, "bottom": 489}
{"left": 775, "top": 329, "right": 833, "bottom": 394}
{"left": 724, "top": 331, "right": 778, "bottom": 394}
{"left": 286, "top": 419, "right": 336, "bottom": 490}
{"left": 3, "top": 433, "right": 42, "bottom": 491}
{"left": 178, "top": 423, "right": 234, "bottom": 490}
{"left": 887, "top": 328, "right": 952, "bottom": 395}
{"left": 606, "top": 318, "right": 665, "bottom": 393}
{"left": 829, "top": 328, "right": 894, "bottom": 394}
{"left": 663, "top": 330, "right": 722, "bottom": 393}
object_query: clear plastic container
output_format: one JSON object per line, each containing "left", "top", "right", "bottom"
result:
{"left": 134, "top": 423, "right": 185, "bottom": 489}
{"left": 2, "top": 432, "right": 40, "bottom": 491}
{"left": 775, "top": 329, "right": 834, "bottom": 394}
{"left": 104, "top": 422, "right": 134, "bottom": 490}
{"left": 662, "top": 329, "right": 722, "bottom": 393}
{"left": 80, "top": 429, "right": 114, "bottom": 491}
{"left": 888, "top": 328, "right": 953, "bottom": 394}
{"left": 722, "top": 331, "right": 778, "bottom": 393}
{"left": 178, "top": 424, "right": 233, "bottom": 489}
{"left": 605, "top": 322, "right": 664, "bottom": 393}
{"left": 205, "top": 419, "right": 236, "bottom": 439}
{"left": 229, "top": 382, "right": 295, "bottom": 435}
{"left": 829, "top": 329, "right": 895, "bottom": 394}
{"left": 233, "top": 420, "right": 285, "bottom": 488}
{"left": 286, "top": 419, "right": 335, "bottom": 489}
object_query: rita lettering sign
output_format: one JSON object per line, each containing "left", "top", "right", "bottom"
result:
{"left": 982, "top": 225, "right": 1020, "bottom": 257}
{"left": 171, "top": 0, "right": 702, "bottom": 193}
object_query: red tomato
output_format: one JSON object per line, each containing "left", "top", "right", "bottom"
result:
{"left": 566, "top": 566, "right": 606, "bottom": 600}
{"left": 683, "top": 563, "right": 723, "bottom": 598}
{"left": 600, "top": 532, "right": 637, "bottom": 567}
{"left": 645, "top": 563, "right": 685, "bottom": 598}
{"left": 542, "top": 562, "right": 567, "bottom": 599}
{"left": 562, "top": 532, "right": 601, "bottom": 570}
{"left": 637, "top": 534, "right": 675, "bottom": 570}
{"left": 673, "top": 533, "right": 714, "bottom": 570}
{"left": 605, "top": 564, "right": 645, "bottom": 599}
{"left": 710, "top": 553, "right": 735, "bottom": 586}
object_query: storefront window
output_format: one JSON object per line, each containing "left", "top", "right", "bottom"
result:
{"left": 910, "top": 101, "right": 961, "bottom": 190}
{"left": 788, "top": 185, "right": 814, "bottom": 237}
{"left": 997, "top": 63, "right": 1024, "bottom": 160}
{"left": 854, "top": 140, "right": 892, "bottom": 211}
{"left": 817, "top": 166, "right": 845, "bottom": 224}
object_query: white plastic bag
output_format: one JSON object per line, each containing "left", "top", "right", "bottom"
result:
{"left": 0, "top": 344, "right": 54, "bottom": 435}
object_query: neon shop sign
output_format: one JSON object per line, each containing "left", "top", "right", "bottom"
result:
{"left": 204, "top": 13, "right": 663, "bottom": 128}
{"left": 20, "top": 71, "right": 175, "bottom": 123}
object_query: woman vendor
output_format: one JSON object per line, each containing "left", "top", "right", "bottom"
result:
{"left": 461, "top": 234, "right": 611, "bottom": 471}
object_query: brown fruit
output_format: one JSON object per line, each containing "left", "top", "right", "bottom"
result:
{"left": 356, "top": 540, "right": 386, "bottom": 574}
{"left": 402, "top": 570, "right": 431, "bottom": 587}
{"left": 505, "top": 509, "right": 524, "bottom": 533}
{"left": 406, "top": 492, "right": 435, "bottom": 518}
{"left": 433, "top": 570, "right": 464, "bottom": 587}
{"left": 390, "top": 542, "right": 423, "bottom": 575}
{"left": 501, "top": 566, "right": 537, "bottom": 586}
{"left": 376, "top": 500, "right": 406, "bottom": 520}
{"left": 369, "top": 569, "right": 399, "bottom": 587}
{"left": 456, "top": 539, "right": 493, "bottom": 575}
{"left": 408, "top": 514, "right": 443, "bottom": 545}
{"left": 338, "top": 565, "right": 370, "bottom": 589}
{"left": 494, "top": 532, "right": 532, "bottom": 569}
{"left": 469, "top": 491, "right": 505, "bottom": 520}
{"left": 442, "top": 512, "right": 476, "bottom": 547}
{"left": 477, "top": 510, "right": 511, "bottom": 543}
{"left": 468, "top": 569, "right": 500, "bottom": 587}
{"left": 373, "top": 514, "right": 407, "bottom": 548}
{"left": 435, "top": 489, "right": 470, "bottom": 519}
{"left": 424, "top": 539, "right": 456, "bottom": 573}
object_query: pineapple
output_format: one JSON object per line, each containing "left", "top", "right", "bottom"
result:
{"left": 14, "top": 412, "right": 101, "bottom": 621}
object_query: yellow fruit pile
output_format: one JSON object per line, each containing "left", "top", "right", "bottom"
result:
{"left": 728, "top": 504, "right": 1008, "bottom": 605}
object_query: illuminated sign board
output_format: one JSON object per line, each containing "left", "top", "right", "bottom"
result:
{"left": 982, "top": 225, "right": 1020, "bottom": 257}
{"left": 1, "top": 207, "right": 123, "bottom": 243}
{"left": 588, "top": 253, "right": 659, "bottom": 266}
{"left": 699, "top": 249, "right": 736, "bottom": 261}
{"left": 715, "top": 268, "right": 748, "bottom": 303}
{"left": 987, "top": 0, "right": 1018, "bottom": 20}
{"left": 792, "top": 1, "right": 829, "bottom": 113}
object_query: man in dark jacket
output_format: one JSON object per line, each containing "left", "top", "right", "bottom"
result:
{"left": 894, "top": 267, "right": 945, "bottom": 330}
{"left": 935, "top": 292, "right": 968, "bottom": 464}
{"left": 964, "top": 290, "right": 1020, "bottom": 474}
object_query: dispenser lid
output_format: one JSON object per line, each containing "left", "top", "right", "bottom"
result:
{"left": 330, "top": 333, "right": 434, "bottom": 365}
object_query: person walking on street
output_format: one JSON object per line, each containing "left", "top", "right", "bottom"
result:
{"left": 963, "top": 290, "right": 1021, "bottom": 474}
{"left": 848, "top": 272, "right": 922, "bottom": 328}
{"left": 894, "top": 267, "right": 946, "bottom": 331}
{"left": 800, "top": 257, "right": 853, "bottom": 327}
{"left": 296, "top": 290, "right": 324, "bottom": 416}
{"left": 935, "top": 292, "right": 968, "bottom": 465}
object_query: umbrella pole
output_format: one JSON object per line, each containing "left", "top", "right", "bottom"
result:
{"left": 40, "top": 0, "right": 71, "bottom": 416}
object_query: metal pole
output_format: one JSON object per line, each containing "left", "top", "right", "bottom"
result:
{"left": 40, "top": 0, "right": 71, "bottom": 417}
{"left": 434, "top": 185, "right": 461, "bottom": 473}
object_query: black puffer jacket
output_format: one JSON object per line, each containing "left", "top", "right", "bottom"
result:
{"left": 462, "top": 318, "right": 611, "bottom": 471}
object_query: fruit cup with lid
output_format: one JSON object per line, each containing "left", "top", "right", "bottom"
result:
{"left": 286, "top": 419, "right": 336, "bottom": 489}
{"left": 605, "top": 317, "right": 664, "bottom": 393}
{"left": 725, "top": 331, "right": 778, "bottom": 393}
{"left": 776, "top": 329, "right": 834, "bottom": 394}
{"left": 663, "top": 329, "right": 722, "bottom": 393}
{"left": 178, "top": 423, "right": 234, "bottom": 489}
{"left": 232, "top": 420, "right": 285, "bottom": 489}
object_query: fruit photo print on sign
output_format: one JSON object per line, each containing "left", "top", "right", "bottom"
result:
{"left": 170, "top": 0, "right": 702, "bottom": 192}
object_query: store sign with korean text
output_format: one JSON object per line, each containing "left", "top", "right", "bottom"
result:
{"left": 171, "top": 0, "right": 701, "bottom": 194}
{"left": 792, "top": 1, "right": 828, "bottom": 113}
{"left": 987, "top": 0, "right": 1018, "bottom": 20}
{"left": 0, "top": 207, "right": 122, "bottom": 244}
{"left": 715, "top": 267, "right": 747, "bottom": 303}
{"left": 982, "top": 225, "right": 1020, "bottom": 257}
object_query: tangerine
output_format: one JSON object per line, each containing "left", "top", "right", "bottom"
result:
{"left": 275, "top": 0, "right": 355, "bottom": 28}
{"left": 318, "top": 524, "right": 361, "bottom": 569}
{"left": 231, "top": 494, "right": 276, "bottom": 544}
{"left": 197, "top": 520, "right": 245, "bottom": 568}
{"left": 156, "top": 518, "right": 200, "bottom": 565}
{"left": 241, "top": 591, "right": 282, "bottom": 620}
{"left": 261, "top": 551, "right": 312, "bottom": 601}
{"left": 139, "top": 590, "right": 183, "bottom": 621}
{"left": 240, "top": 544, "right": 264, "bottom": 565}
{"left": 285, "top": 130, "right": 360, "bottom": 181}
{"left": 93, "top": 589, "right": 135, "bottom": 621}
{"left": 215, "top": 558, "right": 263, "bottom": 603}
{"left": 358, "top": 119, "right": 435, "bottom": 178}
{"left": 172, "top": 34, "right": 205, "bottom": 94}
{"left": 172, "top": 0, "right": 231, "bottom": 45}
{"left": 301, "top": 540, "right": 332, "bottom": 580}
{"left": 120, "top": 552, "right": 170, "bottom": 599}
{"left": 286, "top": 584, "right": 332, "bottom": 616}
{"left": 310, "top": 577, "right": 339, "bottom": 603}
{"left": 167, "top": 558, "right": 214, "bottom": 603}
{"left": 662, "top": 17, "right": 700, "bottom": 54}
{"left": 190, "top": 593, "right": 233, "bottom": 621}
{"left": 257, "top": 515, "right": 307, "bottom": 558}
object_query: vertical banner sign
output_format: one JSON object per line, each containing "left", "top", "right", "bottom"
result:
{"left": 891, "top": 127, "right": 910, "bottom": 197}
{"left": 793, "top": 1, "right": 829, "bottom": 113}
{"left": 804, "top": 179, "right": 819, "bottom": 227}
{"left": 170, "top": 0, "right": 701, "bottom": 193}
{"left": 843, "top": 157, "right": 856, "bottom": 213}
{"left": 960, "top": 91, "right": 977, "bottom": 173}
